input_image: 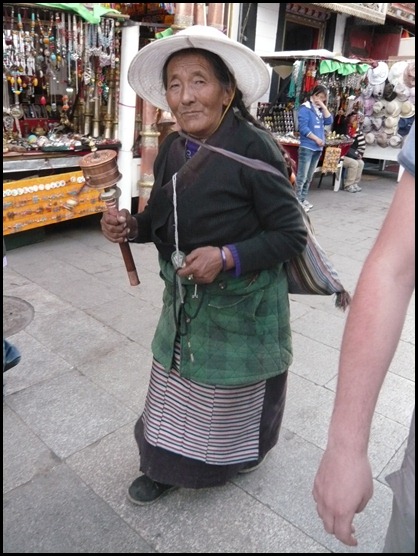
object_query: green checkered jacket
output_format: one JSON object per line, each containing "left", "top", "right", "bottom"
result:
{"left": 151, "top": 257, "right": 292, "bottom": 386}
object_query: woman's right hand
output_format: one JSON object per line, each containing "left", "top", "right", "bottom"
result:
{"left": 100, "top": 208, "right": 138, "bottom": 243}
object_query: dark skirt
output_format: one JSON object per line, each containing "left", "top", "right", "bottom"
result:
{"left": 134, "top": 355, "right": 288, "bottom": 489}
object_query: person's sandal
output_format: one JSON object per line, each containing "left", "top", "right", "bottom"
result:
{"left": 127, "top": 475, "right": 178, "bottom": 506}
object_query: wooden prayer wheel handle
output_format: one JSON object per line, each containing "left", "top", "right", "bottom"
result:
{"left": 79, "top": 149, "right": 140, "bottom": 286}
{"left": 101, "top": 188, "right": 140, "bottom": 287}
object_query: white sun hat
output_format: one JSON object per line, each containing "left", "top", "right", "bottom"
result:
{"left": 388, "top": 60, "right": 408, "bottom": 86}
{"left": 385, "top": 98, "right": 402, "bottom": 118}
{"left": 367, "top": 61, "right": 389, "bottom": 86}
{"left": 127, "top": 25, "right": 271, "bottom": 111}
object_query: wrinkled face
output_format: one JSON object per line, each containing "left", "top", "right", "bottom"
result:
{"left": 165, "top": 52, "right": 233, "bottom": 139}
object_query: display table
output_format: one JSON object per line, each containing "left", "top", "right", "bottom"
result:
{"left": 280, "top": 140, "right": 353, "bottom": 191}
{"left": 3, "top": 170, "right": 107, "bottom": 236}
{"left": 3, "top": 152, "right": 85, "bottom": 174}
{"left": 363, "top": 145, "right": 403, "bottom": 181}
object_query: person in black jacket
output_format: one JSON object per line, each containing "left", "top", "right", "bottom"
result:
{"left": 100, "top": 25, "right": 307, "bottom": 506}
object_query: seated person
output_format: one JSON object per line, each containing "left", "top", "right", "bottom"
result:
{"left": 334, "top": 113, "right": 366, "bottom": 193}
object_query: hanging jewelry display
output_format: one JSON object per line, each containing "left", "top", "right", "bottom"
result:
{"left": 3, "top": 3, "right": 124, "bottom": 147}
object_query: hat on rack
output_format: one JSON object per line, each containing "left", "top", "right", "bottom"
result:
{"left": 365, "top": 131, "right": 376, "bottom": 145}
{"left": 385, "top": 98, "right": 402, "bottom": 118}
{"left": 372, "top": 82, "right": 385, "bottom": 99}
{"left": 383, "top": 82, "right": 397, "bottom": 102}
{"left": 363, "top": 97, "right": 376, "bottom": 116}
{"left": 361, "top": 83, "right": 373, "bottom": 99}
{"left": 362, "top": 116, "right": 373, "bottom": 132}
{"left": 394, "top": 82, "right": 411, "bottom": 102}
{"left": 127, "top": 25, "right": 271, "bottom": 111}
{"left": 388, "top": 60, "right": 408, "bottom": 86}
{"left": 371, "top": 116, "right": 383, "bottom": 130}
{"left": 397, "top": 116, "right": 414, "bottom": 137}
{"left": 372, "top": 100, "right": 386, "bottom": 117}
{"left": 409, "top": 86, "right": 415, "bottom": 105}
{"left": 400, "top": 101, "right": 415, "bottom": 119}
{"left": 403, "top": 62, "right": 415, "bottom": 89}
{"left": 367, "top": 61, "right": 389, "bottom": 86}
{"left": 376, "top": 131, "right": 389, "bottom": 147}
{"left": 383, "top": 116, "right": 400, "bottom": 135}
{"left": 389, "top": 134, "right": 403, "bottom": 148}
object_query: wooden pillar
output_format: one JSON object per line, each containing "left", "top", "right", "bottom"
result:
{"left": 138, "top": 100, "right": 160, "bottom": 212}
{"left": 173, "top": 3, "right": 195, "bottom": 31}
{"left": 207, "top": 4, "right": 225, "bottom": 30}
{"left": 194, "top": 3, "right": 207, "bottom": 26}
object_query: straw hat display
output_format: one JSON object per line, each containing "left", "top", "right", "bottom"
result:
{"left": 383, "top": 116, "right": 400, "bottom": 135}
{"left": 361, "top": 83, "right": 373, "bottom": 99}
{"left": 385, "top": 98, "right": 402, "bottom": 118}
{"left": 376, "top": 131, "right": 389, "bottom": 147}
{"left": 383, "top": 82, "right": 397, "bottom": 102}
{"left": 400, "top": 101, "right": 415, "bottom": 119}
{"left": 363, "top": 97, "right": 376, "bottom": 116}
{"left": 388, "top": 61, "right": 408, "bottom": 86}
{"left": 362, "top": 116, "right": 373, "bottom": 132}
{"left": 398, "top": 117, "right": 414, "bottom": 137}
{"left": 403, "top": 62, "right": 415, "bottom": 89}
{"left": 394, "top": 82, "right": 411, "bottom": 102}
{"left": 372, "top": 82, "right": 385, "bottom": 98}
{"left": 371, "top": 116, "right": 383, "bottom": 130}
{"left": 365, "top": 132, "right": 376, "bottom": 145}
{"left": 372, "top": 101, "right": 386, "bottom": 117}
{"left": 389, "top": 134, "right": 403, "bottom": 148}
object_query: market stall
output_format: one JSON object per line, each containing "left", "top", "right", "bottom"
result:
{"left": 3, "top": 3, "right": 129, "bottom": 236}
{"left": 259, "top": 49, "right": 415, "bottom": 184}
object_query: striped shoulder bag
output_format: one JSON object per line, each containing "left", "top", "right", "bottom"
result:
{"left": 181, "top": 134, "right": 351, "bottom": 311}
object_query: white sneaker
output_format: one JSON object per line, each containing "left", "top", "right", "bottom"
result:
{"left": 302, "top": 204, "right": 310, "bottom": 213}
{"left": 344, "top": 185, "right": 357, "bottom": 193}
{"left": 302, "top": 200, "right": 313, "bottom": 209}
{"left": 353, "top": 184, "right": 362, "bottom": 192}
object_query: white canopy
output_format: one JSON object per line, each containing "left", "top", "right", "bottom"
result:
{"left": 259, "top": 49, "right": 362, "bottom": 65}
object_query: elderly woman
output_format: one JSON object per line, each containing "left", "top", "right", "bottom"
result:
{"left": 100, "top": 25, "right": 307, "bottom": 505}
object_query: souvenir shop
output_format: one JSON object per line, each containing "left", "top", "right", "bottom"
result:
{"left": 259, "top": 50, "right": 415, "bottom": 186}
{"left": 2, "top": 3, "right": 181, "bottom": 241}
{"left": 3, "top": 3, "right": 232, "bottom": 243}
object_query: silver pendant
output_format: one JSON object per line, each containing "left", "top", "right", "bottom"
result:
{"left": 171, "top": 250, "right": 186, "bottom": 270}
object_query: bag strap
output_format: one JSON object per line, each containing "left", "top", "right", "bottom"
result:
{"left": 178, "top": 131, "right": 288, "bottom": 181}
{"left": 178, "top": 131, "right": 311, "bottom": 229}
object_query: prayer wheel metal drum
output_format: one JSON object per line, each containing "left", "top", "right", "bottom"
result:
{"left": 79, "top": 149, "right": 122, "bottom": 189}
{"left": 78, "top": 148, "right": 140, "bottom": 287}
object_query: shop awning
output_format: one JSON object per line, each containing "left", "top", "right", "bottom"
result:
{"left": 260, "top": 50, "right": 370, "bottom": 78}
{"left": 35, "top": 3, "right": 124, "bottom": 23}
{"left": 311, "top": 3, "right": 387, "bottom": 25}
{"left": 260, "top": 50, "right": 363, "bottom": 68}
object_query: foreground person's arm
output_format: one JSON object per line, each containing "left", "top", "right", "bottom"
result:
{"left": 313, "top": 168, "right": 415, "bottom": 546}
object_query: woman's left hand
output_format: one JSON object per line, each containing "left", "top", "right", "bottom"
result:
{"left": 177, "top": 246, "right": 224, "bottom": 284}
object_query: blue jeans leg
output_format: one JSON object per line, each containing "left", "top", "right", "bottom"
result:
{"left": 295, "top": 148, "right": 322, "bottom": 202}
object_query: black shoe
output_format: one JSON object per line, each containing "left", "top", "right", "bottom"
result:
{"left": 238, "top": 454, "right": 268, "bottom": 474}
{"left": 127, "top": 475, "right": 178, "bottom": 506}
{"left": 3, "top": 354, "right": 21, "bottom": 373}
